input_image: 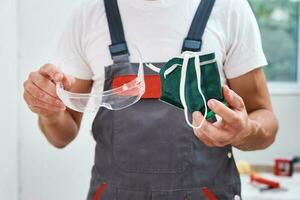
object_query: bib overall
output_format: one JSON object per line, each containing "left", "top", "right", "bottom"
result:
{"left": 87, "top": 0, "right": 241, "bottom": 199}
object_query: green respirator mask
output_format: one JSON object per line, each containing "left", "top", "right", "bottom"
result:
{"left": 146, "top": 51, "right": 226, "bottom": 129}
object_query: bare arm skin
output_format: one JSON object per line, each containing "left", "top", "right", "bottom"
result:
{"left": 38, "top": 79, "right": 92, "bottom": 148}
{"left": 193, "top": 68, "right": 279, "bottom": 151}
{"left": 23, "top": 64, "right": 93, "bottom": 148}
{"left": 26, "top": 65, "right": 278, "bottom": 150}
{"left": 227, "top": 68, "right": 278, "bottom": 150}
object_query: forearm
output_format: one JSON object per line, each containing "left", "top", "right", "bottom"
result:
{"left": 234, "top": 109, "right": 278, "bottom": 151}
{"left": 38, "top": 111, "right": 79, "bottom": 148}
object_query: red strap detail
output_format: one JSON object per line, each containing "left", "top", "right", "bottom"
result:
{"left": 92, "top": 183, "right": 107, "bottom": 200}
{"left": 143, "top": 75, "right": 161, "bottom": 98}
{"left": 112, "top": 75, "right": 161, "bottom": 99}
{"left": 202, "top": 187, "right": 218, "bottom": 200}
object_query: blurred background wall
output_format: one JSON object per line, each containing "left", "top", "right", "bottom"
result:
{"left": 0, "top": 0, "right": 18, "bottom": 199}
{"left": 0, "top": 0, "right": 299, "bottom": 199}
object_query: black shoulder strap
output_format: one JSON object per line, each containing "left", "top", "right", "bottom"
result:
{"left": 104, "top": 0, "right": 129, "bottom": 61}
{"left": 182, "top": 0, "right": 216, "bottom": 52}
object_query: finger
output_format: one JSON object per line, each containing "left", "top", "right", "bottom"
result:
{"left": 61, "top": 75, "right": 76, "bottom": 90}
{"left": 193, "top": 112, "right": 229, "bottom": 147}
{"left": 24, "top": 80, "right": 65, "bottom": 108}
{"left": 24, "top": 91, "right": 65, "bottom": 112}
{"left": 207, "top": 99, "right": 239, "bottom": 124}
{"left": 193, "top": 111, "right": 206, "bottom": 127}
{"left": 29, "top": 106, "right": 56, "bottom": 116}
{"left": 193, "top": 130, "right": 216, "bottom": 147}
{"left": 193, "top": 112, "right": 215, "bottom": 147}
{"left": 39, "top": 64, "right": 64, "bottom": 82}
{"left": 30, "top": 72, "right": 58, "bottom": 98}
{"left": 195, "top": 132, "right": 215, "bottom": 147}
{"left": 223, "top": 85, "right": 245, "bottom": 111}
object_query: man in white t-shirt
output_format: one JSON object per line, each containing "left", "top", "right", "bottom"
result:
{"left": 23, "top": 0, "right": 278, "bottom": 199}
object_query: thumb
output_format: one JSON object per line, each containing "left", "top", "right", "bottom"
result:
{"left": 223, "top": 85, "right": 245, "bottom": 111}
{"left": 39, "top": 64, "right": 64, "bottom": 82}
{"left": 60, "top": 74, "right": 75, "bottom": 90}
{"left": 53, "top": 72, "right": 64, "bottom": 82}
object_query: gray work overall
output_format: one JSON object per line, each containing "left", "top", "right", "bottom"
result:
{"left": 87, "top": 0, "right": 241, "bottom": 199}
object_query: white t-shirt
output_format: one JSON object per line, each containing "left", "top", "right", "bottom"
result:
{"left": 53, "top": 0, "right": 267, "bottom": 92}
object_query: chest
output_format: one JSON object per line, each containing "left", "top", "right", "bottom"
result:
{"left": 82, "top": 1, "right": 228, "bottom": 83}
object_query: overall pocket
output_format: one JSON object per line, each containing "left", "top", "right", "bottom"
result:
{"left": 112, "top": 99, "right": 192, "bottom": 173}
{"left": 106, "top": 62, "right": 193, "bottom": 174}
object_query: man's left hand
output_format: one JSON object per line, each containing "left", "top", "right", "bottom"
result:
{"left": 193, "top": 85, "right": 255, "bottom": 147}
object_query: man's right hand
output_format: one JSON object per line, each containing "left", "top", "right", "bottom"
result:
{"left": 23, "top": 64, "right": 75, "bottom": 117}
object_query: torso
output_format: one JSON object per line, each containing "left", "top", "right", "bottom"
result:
{"left": 81, "top": 0, "right": 230, "bottom": 92}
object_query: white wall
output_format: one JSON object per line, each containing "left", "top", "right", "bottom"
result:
{"left": 0, "top": 0, "right": 18, "bottom": 199}
{"left": 234, "top": 95, "right": 300, "bottom": 164}
{"left": 0, "top": 0, "right": 299, "bottom": 200}
{"left": 17, "top": 0, "right": 95, "bottom": 200}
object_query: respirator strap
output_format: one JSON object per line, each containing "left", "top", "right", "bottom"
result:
{"left": 179, "top": 52, "right": 208, "bottom": 129}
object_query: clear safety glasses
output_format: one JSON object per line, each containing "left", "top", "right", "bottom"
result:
{"left": 56, "top": 46, "right": 145, "bottom": 112}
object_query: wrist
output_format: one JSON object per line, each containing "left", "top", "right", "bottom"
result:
{"left": 246, "top": 118, "right": 258, "bottom": 138}
{"left": 39, "top": 112, "right": 64, "bottom": 125}
{"left": 233, "top": 119, "right": 258, "bottom": 149}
